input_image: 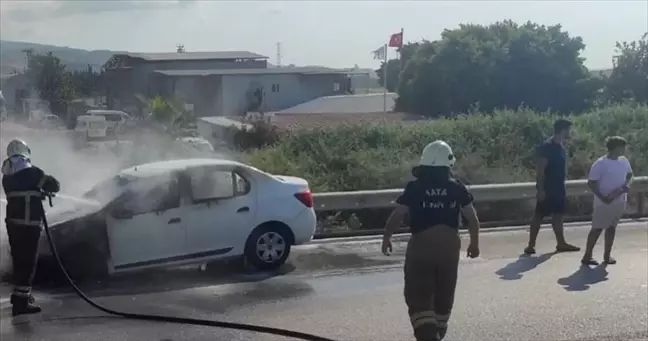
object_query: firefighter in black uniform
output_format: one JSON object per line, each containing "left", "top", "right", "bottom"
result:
{"left": 2, "top": 139, "right": 60, "bottom": 317}
{"left": 381, "top": 140, "right": 481, "bottom": 341}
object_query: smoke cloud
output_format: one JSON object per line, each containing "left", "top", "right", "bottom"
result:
{"left": 0, "top": 119, "right": 230, "bottom": 278}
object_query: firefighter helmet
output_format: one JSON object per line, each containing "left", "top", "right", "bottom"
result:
{"left": 6, "top": 139, "right": 31, "bottom": 158}
{"left": 419, "top": 140, "right": 455, "bottom": 168}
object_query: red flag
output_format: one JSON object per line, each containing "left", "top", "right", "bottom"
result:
{"left": 388, "top": 31, "right": 403, "bottom": 48}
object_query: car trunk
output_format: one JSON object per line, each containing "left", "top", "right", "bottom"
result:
{"left": 273, "top": 175, "right": 313, "bottom": 208}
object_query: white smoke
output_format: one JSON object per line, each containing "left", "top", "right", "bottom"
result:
{"left": 0, "top": 123, "right": 122, "bottom": 277}
{"left": 0, "top": 120, "right": 233, "bottom": 278}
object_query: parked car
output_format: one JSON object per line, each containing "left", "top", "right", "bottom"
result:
{"left": 40, "top": 114, "right": 65, "bottom": 130}
{"left": 39, "top": 158, "right": 316, "bottom": 281}
{"left": 85, "top": 109, "right": 133, "bottom": 135}
{"left": 176, "top": 136, "right": 215, "bottom": 153}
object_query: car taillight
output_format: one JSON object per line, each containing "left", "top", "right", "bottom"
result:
{"left": 294, "top": 191, "right": 313, "bottom": 208}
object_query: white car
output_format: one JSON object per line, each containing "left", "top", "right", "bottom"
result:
{"left": 40, "top": 114, "right": 65, "bottom": 129}
{"left": 40, "top": 158, "right": 316, "bottom": 280}
{"left": 85, "top": 109, "right": 132, "bottom": 135}
{"left": 176, "top": 136, "right": 215, "bottom": 153}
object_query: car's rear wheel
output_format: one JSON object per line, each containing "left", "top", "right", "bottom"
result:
{"left": 245, "top": 224, "right": 292, "bottom": 271}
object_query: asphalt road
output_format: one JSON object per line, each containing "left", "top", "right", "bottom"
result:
{"left": 1, "top": 222, "right": 647, "bottom": 341}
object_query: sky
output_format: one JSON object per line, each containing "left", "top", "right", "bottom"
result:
{"left": 1, "top": 0, "right": 646, "bottom": 70}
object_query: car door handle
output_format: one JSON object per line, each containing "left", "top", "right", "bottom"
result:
{"left": 237, "top": 207, "right": 250, "bottom": 213}
{"left": 168, "top": 218, "right": 182, "bottom": 224}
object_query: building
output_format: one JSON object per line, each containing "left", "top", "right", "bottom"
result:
{"left": 194, "top": 92, "right": 426, "bottom": 144}
{"left": 0, "top": 73, "right": 29, "bottom": 111}
{"left": 274, "top": 93, "right": 398, "bottom": 114}
{"left": 104, "top": 50, "right": 357, "bottom": 117}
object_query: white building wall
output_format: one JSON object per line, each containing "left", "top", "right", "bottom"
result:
{"left": 220, "top": 73, "right": 347, "bottom": 117}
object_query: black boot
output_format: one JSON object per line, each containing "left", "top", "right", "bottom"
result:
{"left": 415, "top": 326, "right": 441, "bottom": 341}
{"left": 11, "top": 295, "right": 42, "bottom": 317}
{"left": 436, "top": 326, "right": 448, "bottom": 340}
{"left": 10, "top": 293, "right": 36, "bottom": 304}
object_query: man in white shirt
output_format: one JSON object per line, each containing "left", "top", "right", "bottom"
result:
{"left": 582, "top": 136, "right": 633, "bottom": 265}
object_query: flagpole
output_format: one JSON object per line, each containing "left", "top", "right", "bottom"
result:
{"left": 399, "top": 28, "right": 404, "bottom": 74}
{"left": 383, "top": 43, "right": 388, "bottom": 113}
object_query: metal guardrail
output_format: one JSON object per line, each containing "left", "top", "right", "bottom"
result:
{"left": 313, "top": 176, "right": 648, "bottom": 215}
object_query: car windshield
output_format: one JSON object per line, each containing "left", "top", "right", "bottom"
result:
{"left": 82, "top": 174, "right": 136, "bottom": 204}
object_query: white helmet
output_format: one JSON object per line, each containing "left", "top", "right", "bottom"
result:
{"left": 419, "top": 140, "right": 455, "bottom": 168}
{"left": 6, "top": 139, "right": 31, "bottom": 158}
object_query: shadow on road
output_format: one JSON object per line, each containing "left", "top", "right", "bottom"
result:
{"left": 291, "top": 250, "right": 398, "bottom": 270}
{"left": 495, "top": 252, "right": 555, "bottom": 280}
{"left": 557, "top": 264, "right": 609, "bottom": 291}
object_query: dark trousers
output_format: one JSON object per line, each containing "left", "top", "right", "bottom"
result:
{"left": 404, "top": 228, "right": 461, "bottom": 341}
{"left": 6, "top": 223, "right": 41, "bottom": 302}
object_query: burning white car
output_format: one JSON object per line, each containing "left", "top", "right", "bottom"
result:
{"left": 39, "top": 158, "right": 316, "bottom": 281}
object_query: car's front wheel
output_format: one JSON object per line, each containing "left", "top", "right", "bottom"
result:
{"left": 58, "top": 243, "right": 109, "bottom": 284}
{"left": 245, "top": 224, "right": 292, "bottom": 271}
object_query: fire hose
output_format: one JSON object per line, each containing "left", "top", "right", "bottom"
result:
{"left": 40, "top": 193, "right": 337, "bottom": 341}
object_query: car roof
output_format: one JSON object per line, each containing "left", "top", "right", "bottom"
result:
{"left": 178, "top": 137, "right": 209, "bottom": 143}
{"left": 87, "top": 110, "right": 127, "bottom": 115}
{"left": 118, "top": 158, "right": 247, "bottom": 178}
{"left": 77, "top": 115, "right": 106, "bottom": 121}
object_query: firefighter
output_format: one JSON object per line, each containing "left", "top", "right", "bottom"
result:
{"left": 381, "top": 140, "right": 481, "bottom": 341}
{"left": 2, "top": 139, "right": 60, "bottom": 317}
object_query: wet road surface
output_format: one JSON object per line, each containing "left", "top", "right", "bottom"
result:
{"left": 1, "top": 222, "right": 647, "bottom": 341}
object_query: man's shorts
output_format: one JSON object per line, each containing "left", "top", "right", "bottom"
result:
{"left": 592, "top": 200, "right": 626, "bottom": 230}
{"left": 535, "top": 194, "right": 566, "bottom": 217}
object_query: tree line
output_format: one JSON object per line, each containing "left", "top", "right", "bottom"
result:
{"left": 22, "top": 20, "right": 647, "bottom": 119}
{"left": 376, "top": 21, "right": 647, "bottom": 116}
{"left": 22, "top": 51, "right": 104, "bottom": 116}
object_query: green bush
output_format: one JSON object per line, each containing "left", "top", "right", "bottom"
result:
{"left": 245, "top": 104, "right": 648, "bottom": 192}
{"left": 227, "top": 120, "right": 281, "bottom": 151}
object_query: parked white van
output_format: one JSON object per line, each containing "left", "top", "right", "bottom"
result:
{"left": 86, "top": 110, "right": 132, "bottom": 135}
{"left": 75, "top": 114, "right": 108, "bottom": 140}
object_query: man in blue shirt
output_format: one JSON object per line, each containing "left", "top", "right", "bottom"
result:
{"left": 524, "top": 119, "right": 580, "bottom": 255}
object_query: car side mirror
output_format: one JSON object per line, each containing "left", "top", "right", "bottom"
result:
{"left": 112, "top": 208, "right": 134, "bottom": 219}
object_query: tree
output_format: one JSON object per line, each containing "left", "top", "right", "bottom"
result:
{"left": 149, "top": 95, "right": 197, "bottom": 135}
{"left": 375, "top": 42, "right": 422, "bottom": 92}
{"left": 606, "top": 32, "right": 648, "bottom": 104}
{"left": 396, "top": 21, "right": 601, "bottom": 116}
{"left": 150, "top": 96, "right": 177, "bottom": 127}
{"left": 102, "top": 54, "right": 130, "bottom": 71}
{"left": 26, "top": 52, "right": 75, "bottom": 116}
{"left": 70, "top": 65, "right": 104, "bottom": 97}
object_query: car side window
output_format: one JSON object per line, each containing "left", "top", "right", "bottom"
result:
{"left": 188, "top": 168, "right": 250, "bottom": 202}
{"left": 234, "top": 172, "right": 249, "bottom": 196}
{"left": 121, "top": 175, "right": 180, "bottom": 216}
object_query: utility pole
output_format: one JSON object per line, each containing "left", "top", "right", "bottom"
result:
{"left": 22, "top": 48, "right": 34, "bottom": 70}
{"left": 276, "top": 42, "right": 282, "bottom": 68}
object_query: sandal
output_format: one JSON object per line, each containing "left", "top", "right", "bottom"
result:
{"left": 557, "top": 244, "right": 581, "bottom": 253}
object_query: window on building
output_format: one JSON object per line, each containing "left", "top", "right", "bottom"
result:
{"left": 333, "top": 82, "right": 341, "bottom": 91}
{"left": 271, "top": 84, "right": 280, "bottom": 93}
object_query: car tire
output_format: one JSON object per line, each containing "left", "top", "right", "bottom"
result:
{"left": 58, "top": 243, "right": 109, "bottom": 284}
{"left": 245, "top": 224, "right": 292, "bottom": 271}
